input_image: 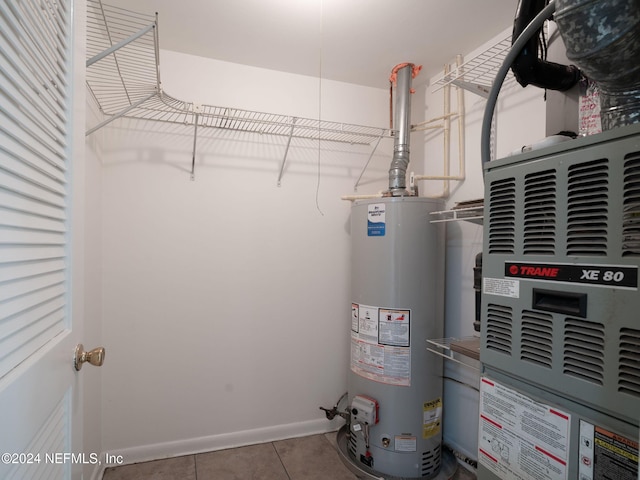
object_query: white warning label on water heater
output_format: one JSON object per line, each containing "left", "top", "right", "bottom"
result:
{"left": 367, "top": 203, "right": 386, "bottom": 236}
{"left": 350, "top": 303, "right": 411, "bottom": 386}
{"left": 354, "top": 304, "right": 379, "bottom": 342}
{"left": 351, "top": 303, "right": 359, "bottom": 332}
{"left": 379, "top": 308, "right": 410, "bottom": 347}
{"left": 479, "top": 377, "right": 570, "bottom": 480}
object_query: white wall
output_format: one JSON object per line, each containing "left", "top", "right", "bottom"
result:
{"left": 419, "top": 28, "right": 547, "bottom": 461}
{"left": 97, "top": 51, "right": 395, "bottom": 459}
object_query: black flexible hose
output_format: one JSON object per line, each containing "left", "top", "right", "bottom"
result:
{"left": 511, "top": 0, "right": 579, "bottom": 91}
{"left": 480, "top": 1, "right": 557, "bottom": 172}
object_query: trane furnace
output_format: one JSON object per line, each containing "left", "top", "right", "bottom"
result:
{"left": 478, "top": 123, "right": 640, "bottom": 480}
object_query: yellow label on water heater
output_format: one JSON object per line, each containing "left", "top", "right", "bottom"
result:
{"left": 423, "top": 398, "right": 442, "bottom": 439}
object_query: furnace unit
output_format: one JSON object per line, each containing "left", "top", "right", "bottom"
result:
{"left": 479, "top": 122, "right": 640, "bottom": 480}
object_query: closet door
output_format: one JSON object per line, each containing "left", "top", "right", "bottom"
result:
{"left": 0, "top": 0, "right": 84, "bottom": 478}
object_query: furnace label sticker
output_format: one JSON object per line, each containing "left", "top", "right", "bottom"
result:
{"left": 367, "top": 203, "right": 386, "bottom": 237}
{"left": 579, "top": 420, "right": 638, "bottom": 480}
{"left": 378, "top": 308, "right": 410, "bottom": 347}
{"left": 478, "top": 377, "right": 570, "bottom": 480}
{"left": 422, "top": 398, "right": 442, "bottom": 439}
{"left": 579, "top": 77, "right": 602, "bottom": 136}
{"left": 483, "top": 277, "right": 520, "bottom": 298}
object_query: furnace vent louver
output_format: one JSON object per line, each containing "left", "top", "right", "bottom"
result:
{"left": 486, "top": 304, "right": 513, "bottom": 355}
{"left": 488, "top": 178, "right": 516, "bottom": 254}
{"left": 567, "top": 159, "right": 609, "bottom": 256}
{"left": 623, "top": 153, "right": 640, "bottom": 256}
{"left": 563, "top": 318, "right": 605, "bottom": 386}
{"left": 520, "top": 310, "right": 553, "bottom": 368}
{"left": 523, "top": 169, "right": 556, "bottom": 255}
{"left": 619, "top": 327, "right": 640, "bottom": 398}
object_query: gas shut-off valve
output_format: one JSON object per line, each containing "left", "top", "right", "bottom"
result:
{"left": 319, "top": 392, "right": 350, "bottom": 421}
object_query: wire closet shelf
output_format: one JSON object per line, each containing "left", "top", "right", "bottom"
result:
{"left": 431, "top": 35, "right": 515, "bottom": 98}
{"left": 85, "top": 0, "right": 391, "bottom": 145}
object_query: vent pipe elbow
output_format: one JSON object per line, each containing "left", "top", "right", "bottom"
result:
{"left": 387, "top": 64, "right": 415, "bottom": 196}
{"left": 554, "top": 0, "right": 640, "bottom": 130}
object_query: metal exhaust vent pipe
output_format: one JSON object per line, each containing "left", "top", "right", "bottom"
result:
{"left": 554, "top": 0, "right": 640, "bottom": 130}
{"left": 387, "top": 64, "right": 418, "bottom": 196}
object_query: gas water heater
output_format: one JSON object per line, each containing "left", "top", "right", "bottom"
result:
{"left": 347, "top": 197, "right": 445, "bottom": 478}
{"left": 334, "top": 64, "right": 447, "bottom": 479}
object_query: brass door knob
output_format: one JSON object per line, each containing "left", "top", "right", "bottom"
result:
{"left": 74, "top": 344, "right": 105, "bottom": 371}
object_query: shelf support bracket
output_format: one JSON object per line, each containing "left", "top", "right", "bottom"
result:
{"left": 85, "top": 92, "right": 157, "bottom": 136}
{"left": 191, "top": 112, "right": 200, "bottom": 181}
{"left": 277, "top": 117, "right": 297, "bottom": 187}
{"left": 86, "top": 22, "right": 156, "bottom": 67}
{"left": 354, "top": 129, "right": 386, "bottom": 192}
{"left": 451, "top": 79, "right": 490, "bottom": 99}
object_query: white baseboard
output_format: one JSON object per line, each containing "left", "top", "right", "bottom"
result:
{"left": 96, "top": 418, "right": 341, "bottom": 475}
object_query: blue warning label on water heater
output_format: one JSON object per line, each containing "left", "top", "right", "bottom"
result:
{"left": 367, "top": 203, "right": 386, "bottom": 236}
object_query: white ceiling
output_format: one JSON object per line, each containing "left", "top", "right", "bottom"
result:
{"left": 102, "top": 0, "right": 517, "bottom": 89}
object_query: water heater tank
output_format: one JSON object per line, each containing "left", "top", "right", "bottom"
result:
{"left": 347, "top": 197, "right": 445, "bottom": 478}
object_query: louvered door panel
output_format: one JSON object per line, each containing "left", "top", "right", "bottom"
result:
{"left": 0, "top": 0, "right": 70, "bottom": 380}
{"left": 5, "top": 392, "right": 70, "bottom": 480}
{"left": 0, "top": 1, "right": 76, "bottom": 479}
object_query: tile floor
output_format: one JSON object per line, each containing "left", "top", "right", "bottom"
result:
{"left": 102, "top": 433, "right": 477, "bottom": 480}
